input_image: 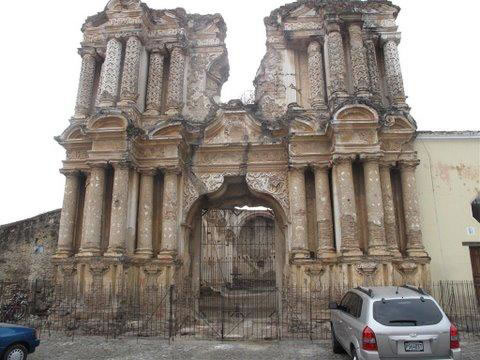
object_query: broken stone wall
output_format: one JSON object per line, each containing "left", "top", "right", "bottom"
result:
{"left": 0, "top": 210, "right": 60, "bottom": 282}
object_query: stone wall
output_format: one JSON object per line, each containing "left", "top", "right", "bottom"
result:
{"left": 0, "top": 210, "right": 60, "bottom": 282}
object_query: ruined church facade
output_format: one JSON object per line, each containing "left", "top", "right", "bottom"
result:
{"left": 53, "top": 0, "right": 430, "bottom": 294}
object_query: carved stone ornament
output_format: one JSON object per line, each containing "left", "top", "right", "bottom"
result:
{"left": 89, "top": 262, "right": 110, "bottom": 276}
{"left": 356, "top": 262, "right": 378, "bottom": 276}
{"left": 246, "top": 172, "right": 290, "bottom": 213}
{"left": 199, "top": 173, "right": 225, "bottom": 193}
{"left": 107, "top": 0, "right": 141, "bottom": 10}
{"left": 305, "top": 265, "right": 325, "bottom": 279}
{"left": 395, "top": 262, "right": 418, "bottom": 276}
{"left": 61, "top": 263, "right": 77, "bottom": 277}
{"left": 143, "top": 264, "right": 163, "bottom": 276}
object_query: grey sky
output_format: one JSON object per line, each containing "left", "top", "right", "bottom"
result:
{"left": 0, "top": 0, "right": 478, "bottom": 225}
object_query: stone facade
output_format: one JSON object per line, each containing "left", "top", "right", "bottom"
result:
{"left": 52, "top": 0, "right": 431, "bottom": 294}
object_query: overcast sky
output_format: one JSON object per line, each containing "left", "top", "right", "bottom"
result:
{"left": 0, "top": 0, "right": 478, "bottom": 225}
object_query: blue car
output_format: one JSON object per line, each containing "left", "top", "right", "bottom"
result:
{"left": 0, "top": 323, "right": 40, "bottom": 360}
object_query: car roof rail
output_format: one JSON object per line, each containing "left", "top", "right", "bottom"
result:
{"left": 402, "top": 284, "right": 427, "bottom": 296}
{"left": 356, "top": 286, "right": 374, "bottom": 298}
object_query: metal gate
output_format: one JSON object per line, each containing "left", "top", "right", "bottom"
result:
{"left": 176, "top": 208, "right": 280, "bottom": 340}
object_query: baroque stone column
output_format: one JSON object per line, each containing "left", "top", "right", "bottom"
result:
{"left": 289, "top": 166, "right": 310, "bottom": 260}
{"left": 55, "top": 170, "right": 80, "bottom": 258}
{"left": 333, "top": 156, "right": 362, "bottom": 257}
{"left": 97, "top": 38, "right": 123, "bottom": 107}
{"left": 348, "top": 23, "right": 370, "bottom": 97}
{"left": 120, "top": 36, "right": 142, "bottom": 104}
{"left": 166, "top": 45, "right": 186, "bottom": 116}
{"left": 364, "top": 35, "right": 382, "bottom": 102}
{"left": 136, "top": 169, "right": 156, "bottom": 258}
{"left": 105, "top": 163, "right": 130, "bottom": 257}
{"left": 74, "top": 48, "right": 97, "bottom": 118}
{"left": 313, "top": 164, "right": 335, "bottom": 259}
{"left": 399, "top": 161, "right": 428, "bottom": 258}
{"left": 381, "top": 33, "right": 407, "bottom": 108}
{"left": 158, "top": 168, "right": 180, "bottom": 261}
{"left": 362, "top": 156, "right": 388, "bottom": 256}
{"left": 379, "top": 162, "right": 402, "bottom": 258}
{"left": 145, "top": 49, "right": 165, "bottom": 115}
{"left": 78, "top": 164, "right": 106, "bottom": 257}
{"left": 307, "top": 40, "right": 327, "bottom": 111}
{"left": 325, "top": 19, "right": 348, "bottom": 105}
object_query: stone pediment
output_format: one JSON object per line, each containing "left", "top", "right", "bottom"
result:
{"left": 289, "top": 4, "right": 318, "bottom": 18}
{"left": 384, "top": 115, "right": 416, "bottom": 131}
{"left": 106, "top": 0, "right": 141, "bottom": 11}
{"left": 203, "top": 110, "right": 264, "bottom": 145}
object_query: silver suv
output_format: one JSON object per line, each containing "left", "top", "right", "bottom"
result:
{"left": 329, "top": 285, "right": 462, "bottom": 360}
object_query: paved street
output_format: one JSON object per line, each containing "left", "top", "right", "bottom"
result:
{"left": 29, "top": 334, "right": 480, "bottom": 359}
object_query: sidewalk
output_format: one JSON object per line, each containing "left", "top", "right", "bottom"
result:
{"left": 29, "top": 335, "right": 480, "bottom": 359}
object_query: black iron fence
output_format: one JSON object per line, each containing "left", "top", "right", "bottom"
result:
{"left": 1, "top": 280, "right": 479, "bottom": 341}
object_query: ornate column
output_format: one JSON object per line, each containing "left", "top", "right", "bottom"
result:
{"left": 333, "top": 156, "right": 362, "bottom": 257}
{"left": 136, "top": 169, "right": 156, "bottom": 258}
{"left": 166, "top": 45, "right": 186, "bottom": 116}
{"left": 381, "top": 33, "right": 407, "bottom": 108}
{"left": 362, "top": 156, "right": 389, "bottom": 256}
{"left": 399, "top": 161, "right": 428, "bottom": 258}
{"left": 55, "top": 170, "right": 80, "bottom": 258}
{"left": 307, "top": 40, "right": 327, "bottom": 111}
{"left": 313, "top": 164, "right": 335, "bottom": 259}
{"left": 78, "top": 164, "right": 106, "bottom": 257}
{"left": 74, "top": 48, "right": 97, "bottom": 118}
{"left": 348, "top": 23, "right": 370, "bottom": 97}
{"left": 145, "top": 49, "right": 165, "bottom": 115}
{"left": 364, "top": 35, "right": 382, "bottom": 103}
{"left": 325, "top": 18, "right": 348, "bottom": 105}
{"left": 289, "top": 166, "right": 310, "bottom": 259}
{"left": 105, "top": 163, "right": 130, "bottom": 257}
{"left": 379, "top": 162, "right": 402, "bottom": 258}
{"left": 158, "top": 168, "right": 180, "bottom": 261}
{"left": 97, "top": 38, "right": 123, "bottom": 107}
{"left": 119, "top": 36, "right": 142, "bottom": 104}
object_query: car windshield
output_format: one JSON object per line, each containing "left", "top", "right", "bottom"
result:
{"left": 373, "top": 298, "right": 443, "bottom": 327}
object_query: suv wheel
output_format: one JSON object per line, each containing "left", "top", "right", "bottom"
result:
{"left": 3, "top": 344, "right": 28, "bottom": 360}
{"left": 330, "top": 323, "right": 344, "bottom": 354}
{"left": 350, "top": 347, "right": 358, "bottom": 360}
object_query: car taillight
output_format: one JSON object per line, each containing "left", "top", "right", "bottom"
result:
{"left": 362, "top": 326, "right": 378, "bottom": 351}
{"left": 450, "top": 324, "right": 460, "bottom": 349}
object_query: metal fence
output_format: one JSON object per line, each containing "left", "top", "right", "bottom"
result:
{"left": 1, "top": 280, "right": 479, "bottom": 341}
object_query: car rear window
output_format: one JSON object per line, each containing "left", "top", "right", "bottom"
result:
{"left": 373, "top": 298, "right": 443, "bottom": 326}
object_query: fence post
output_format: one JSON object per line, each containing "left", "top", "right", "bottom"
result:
{"left": 221, "top": 287, "right": 225, "bottom": 340}
{"left": 169, "top": 285, "right": 174, "bottom": 341}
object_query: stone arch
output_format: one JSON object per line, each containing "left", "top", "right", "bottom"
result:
{"left": 87, "top": 114, "right": 128, "bottom": 131}
{"left": 181, "top": 174, "right": 289, "bottom": 294}
{"left": 333, "top": 104, "right": 379, "bottom": 123}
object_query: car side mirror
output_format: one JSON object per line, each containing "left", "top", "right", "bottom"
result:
{"left": 329, "top": 301, "right": 338, "bottom": 310}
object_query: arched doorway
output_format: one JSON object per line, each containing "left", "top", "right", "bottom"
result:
{"left": 178, "top": 175, "right": 287, "bottom": 339}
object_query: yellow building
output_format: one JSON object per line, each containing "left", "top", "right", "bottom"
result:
{"left": 416, "top": 131, "right": 480, "bottom": 282}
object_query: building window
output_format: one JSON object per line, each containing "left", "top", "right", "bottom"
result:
{"left": 472, "top": 196, "right": 480, "bottom": 223}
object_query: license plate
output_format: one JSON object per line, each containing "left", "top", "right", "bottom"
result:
{"left": 405, "top": 341, "right": 424, "bottom": 352}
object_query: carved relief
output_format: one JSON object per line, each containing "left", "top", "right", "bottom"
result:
{"left": 383, "top": 38, "right": 406, "bottom": 104}
{"left": 364, "top": 39, "right": 382, "bottom": 100}
{"left": 145, "top": 51, "right": 165, "bottom": 113}
{"left": 326, "top": 30, "right": 347, "bottom": 96}
{"left": 75, "top": 50, "right": 97, "bottom": 117}
{"left": 246, "top": 172, "right": 290, "bottom": 213}
{"left": 307, "top": 41, "right": 326, "bottom": 110}
{"left": 166, "top": 46, "right": 186, "bottom": 114}
{"left": 349, "top": 24, "right": 370, "bottom": 94}
{"left": 199, "top": 173, "right": 225, "bottom": 193}
{"left": 120, "top": 36, "right": 142, "bottom": 102}
{"left": 97, "top": 38, "right": 122, "bottom": 105}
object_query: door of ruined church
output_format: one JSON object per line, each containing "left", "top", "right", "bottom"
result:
{"left": 195, "top": 208, "right": 279, "bottom": 339}
{"left": 470, "top": 247, "right": 480, "bottom": 302}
